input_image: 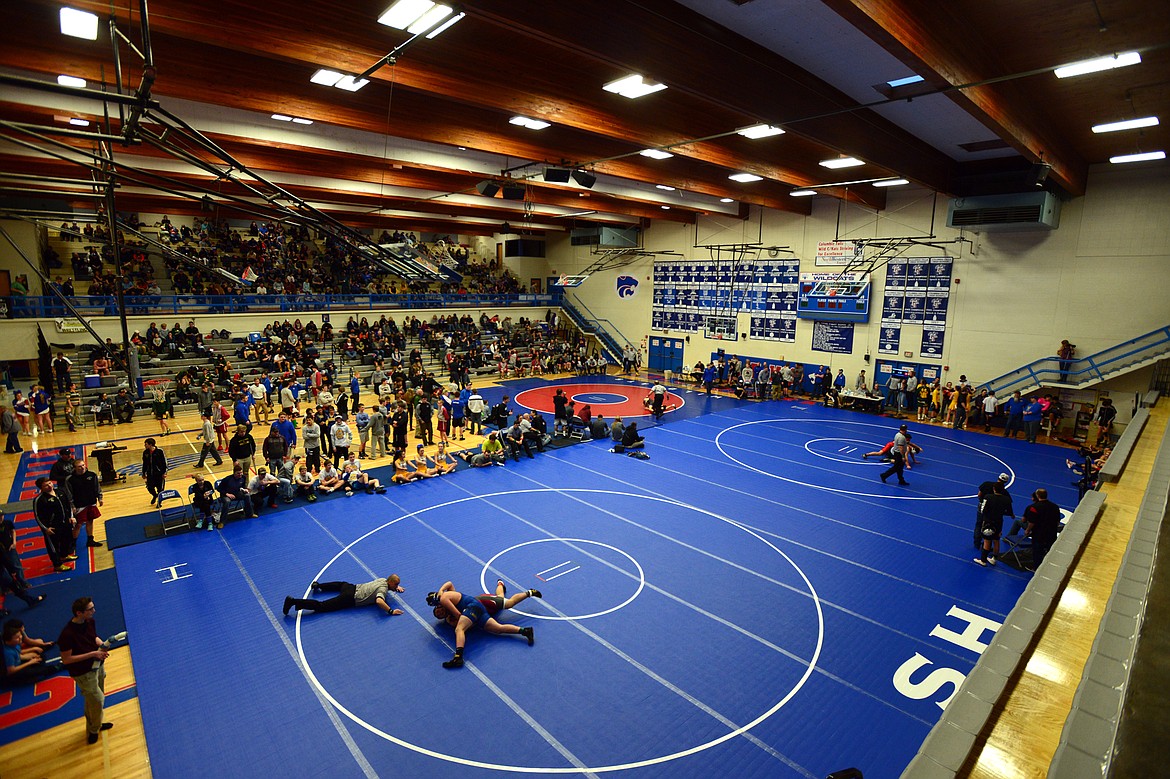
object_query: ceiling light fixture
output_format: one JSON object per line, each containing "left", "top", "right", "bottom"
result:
{"left": 656, "top": 184, "right": 675, "bottom": 191}
{"left": 728, "top": 173, "right": 763, "bottom": 182}
{"left": 310, "top": 69, "right": 343, "bottom": 87}
{"left": 1092, "top": 116, "right": 1159, "bottom": 133}
{"left": 661, "top": 205, "right": 671, "bottom": 210}
{"left": 59, "top": 7, "right": 99, "bottom": 39}
{"left": 819, "top": 157, "right": 865, "bottom": 169}
{"left": 789, "top": 189, "right": 816, "bottom": 197}
{"left": 407, "top": 4, "right": 453, "bottom": 34}
{"left": 640, "top": 148, "right": 673, "bottom": 160}
{"left": 886, "top": 75, "right": 924, "bottom": 88}
{"left": 1109, "top": 150, "right": 1166, "bottom": 164}
{"left": 271, "top": 114, "right": 293, "bottom": 121}
{"left": 291, "top": 117, "right": 314, "bottom": 125}
{"left": 378, "top": 0, "right": 438, "bottom": 29}
{"left": 57, "top": 74, "right": 87, "bottom": 88}
{"left": 310, "top": 69, "right": 368, "bottom": 91}
{"left": 509, "top": 116, "right": 550, "bottom": 130}
{"left": 719, "top": 198, "right": 735, "bottom": 203}
{"left": 603, "top": 74, "right": 667, "bottom": 99}
{"left": 736, "top": 124, "right": 785, "bottom": 139}
{"left": 68, "top": 118, "right": 91, "bottom": 126}
{"left": 873, "top": 178, "right": 909, "bottom": 187}
{"left": 1054, "top": 51, "right": 1141, "bottom": 79}
{"left": 335, "top": 75, "right": 370, "bottom": 91}
{"left": 425, "top": 11, "right": 464, "bottom": 38}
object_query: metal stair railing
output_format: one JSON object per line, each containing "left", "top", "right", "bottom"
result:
{"left": 558, "top": 296, "right": 631, "bottom": 363}
{"left": 982, "top": 325, "right": 1170, "bottom": 397}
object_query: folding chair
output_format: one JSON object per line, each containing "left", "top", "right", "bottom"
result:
{"left": 157, "top": 488, "right": 192, "bottom": 535}
{"left": 999, "top": 531, "right": 1033, "bottom": 571}
{"left": 567, "top": 415, "right": 587, "bottom": 441}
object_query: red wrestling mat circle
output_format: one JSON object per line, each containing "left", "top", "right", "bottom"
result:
{"left": 514, "top": 384, "right": 685, "bottom": 419}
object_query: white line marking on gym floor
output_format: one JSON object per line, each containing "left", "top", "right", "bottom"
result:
{"left": 542, "top": 565, "right": 580, "bottom": 581}
{"left": 536, "top": 560, "right": 574, "bottom": 578}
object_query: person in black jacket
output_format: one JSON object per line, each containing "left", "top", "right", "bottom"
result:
{"left": 228, "top": 424, "right": 257, "bottom": 476}
{"left": 33, "top": 477, "right": 74, "bottom": 571}
{"left": 49, "top": 449, "right": 77, "bottom": 510}
{"left": 141, "top": 438, "right": 168, "bottom": 505}
{"left": 66, "top": 460, "right": 103, "bottom": 548}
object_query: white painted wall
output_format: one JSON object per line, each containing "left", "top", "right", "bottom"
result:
{"left": 550, "top": 162, "right": 1170, "bottom": 386}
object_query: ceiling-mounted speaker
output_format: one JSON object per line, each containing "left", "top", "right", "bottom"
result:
{"left": 544, "top": 167, "right": 572, "bottom": 183}
{"left": 501, "top": 183, "right": 526, "bottom": 200}
{"left": 572, "top": 170, "right": 596, "bottom": 189}
{"left": 476, "top": 180, "right": 500, "bottom": 197}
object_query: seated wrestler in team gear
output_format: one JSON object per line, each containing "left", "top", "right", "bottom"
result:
{"left": 426, "top": 580, "right": 541, "bottom": 669}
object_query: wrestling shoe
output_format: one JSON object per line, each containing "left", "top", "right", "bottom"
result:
{"left": 973, "top": 558, "right": 987, "bottom": 566}
{"left": 520, "top": 626, "right": 535, "bottom": 646}
{"left": 987, "top": 557, "right": 997, "bottom": 566}
{"left": 442, "top": 655, "right": 464, "bottom": 669}
{"left": 497, "top": 579, "right": 507, "bottom": 595}
{"left": 527, "top": 589, "right": 542, "bottom": 598}
{"left": 311, "top": 581, "right": 322, "bottom": 592}
{"left": 282, "top": 596, "right": 295, "bottom": 616}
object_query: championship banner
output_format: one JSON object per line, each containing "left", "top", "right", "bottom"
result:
{"left": 881, "top": 292, "right": 905, "bottom": 323}
{"left": 885, "top": 259, "right": 908, "bottom": 289}
{"left": 812, "top": 321, "right": 854, "bottom": 354}
{"left": 779, "top": 313, "right": 796, "bottom": 342}
{"left": 815, "top": 240, "right": 861, "bottom": 266}
{"left": 906, "top": 257, "right": 931, "bottom": 288}
{"left": 929, "top": 257, "right": 953, "bottom": 288}
{"left": 925, "top": 290, "right": 949, "bottom": 323}
{"left": 878, "top": 325, "right": 901, "bottom": 355}
{"left": 903, "top": 290, "right": 926, "bottom": 323}
{"left": 921, "top": 324, "right": 946, "bottom": 358}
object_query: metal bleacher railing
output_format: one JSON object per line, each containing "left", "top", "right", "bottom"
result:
{"left": 558, "top": 295, "right": 633, "bottom": 364}
{"left": 981, "top": 325, "right": 1170, "bottom": 398}
{"left": 10, "top": 292, "right": 564, "bottom": 319}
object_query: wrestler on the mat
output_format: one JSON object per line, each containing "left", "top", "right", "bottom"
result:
{"left": 426, "top": 579, "right": 541, "bottom": 669}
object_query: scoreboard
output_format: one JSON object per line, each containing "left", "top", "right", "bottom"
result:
{"left": 797, "top": 272, "right": 872, "bottom": 322}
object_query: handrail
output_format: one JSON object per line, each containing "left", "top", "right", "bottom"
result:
{"left": 980, "top": 325, "right": 1170, "bottom": 396}
{"left": 3, "top": 292, "right": 564, "bottom": 319}
{"left": 560, "top": 294, "right": 633, "bottom": 360}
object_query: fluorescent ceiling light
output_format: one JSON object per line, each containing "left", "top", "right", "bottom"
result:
{"left": 887, "top": 75, "right": 924, "bottom": 88}
{"left": 291, "top": 117, "right": 314, "bottom": 125}
{"left": 661, "top": 205, "right": 671, "bottom": 210}
{"left": 310, "top": 69, "right": 343, "bottom": 87}
{"left": 603, "top": 74, "right": 667, "bottom": 99}
{"left": 1092, "top": 116, "right": 1159, "bottom": 133}
{"left": 509, "top": 116, "right": 550, "bottom": 130}
{"left": 335, "top": 75, "right": 369, "bottom": 91}
{"left": 789, "top": 189, "right": 816, "bottom": 197}
{"left": 873, "top": 178, "right": 909, "bottom": 187}
{"left": 737, "top": 124, "right": 785, "bottom": 139}
{"left": 656, "top": 184, "right": 675, "bottom": 191}
{"left": 719, "top": 198, "right": 734, "bottom": 203}
{"left": 1109, "top": 150, "right": 1166, "bottom": 164}
{"left": 271, "top": 114, "right": 293, "bottom": 121}
{"left": 729, "top": 173, "right": 763, "bottom": 182}
{"left": 60, "top": 7, "right": 99, "bottom": 39}
{"left": 408, "top": 4, "right": 453, "bottom": 33}
{"left": 1054, "top": 51, "right": 1141, "bottom": 79}
{"left": 57, "top": 74, "right": 87, "bottom": 88}
{"left": 425, "top": 11, "right": 464, "bottom": 38}
{"left": 377, "top": 0, "right": 435, "bottom": 29}
{"left": 640, "top": 148, "right": 673, "bottom": 159}
{"left": 819, "top": 157, "right": 865, "bottom": 169}
{"left": 68, "top": 118, "right": 90, "bottom": 126}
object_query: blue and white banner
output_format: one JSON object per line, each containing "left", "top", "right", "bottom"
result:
{"left": 878, "top": 325, "right": 901, "bottom": 355}
{"left": 906, "top": 257, "right": 931, "bottom": 289}
{"left": 920, "top": 324, "right": 945, "bottom": 358}
{"left": 812, "top": 321, "right": 854, "bottom": 354}
{"left": 902, "top": 290, "right": 926, "bottom": 323}
{"left": 881, "top": 292, "right": 905, "bottom": 323}
{"left": 885, "top": 260, "right": 908, "bottom": 289}
{"left": 925, "top": 290, "right": 949, "bottom": 323}
{"left": 929, "top": 257, "right": 953, "bottom": 288}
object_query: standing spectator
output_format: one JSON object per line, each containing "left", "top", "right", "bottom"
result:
{"left": 368, "top": 404, "right": 387, "bottom": 460}
{"left": 1023, "top": 396, "right": 1044, "bottom": 443}
{"left": 211, "top": 399, "right": 232, "bottom": 451}
{"left": 262, "top": 426, "right": 289, "bottom": 474}
{"left": 975, "top": 482, "right": 1015, "bottom": 567}
{"left": 1002, "top": 392, "right": 1025, "bottom": 438}
{"left": 66, "top": 460, "right": 103, "bottom": 548}
{"left": 1, "top": 511, "right": 45, "bottom": 610}
{"left": 981, "top": 390, "right": 1000, "bottom": 432}
{"left": 31, "top": 385, "right": 54, "bottom": 434}
{"left": 301, "top": 414, "right": 322, "bottom": 473}
{"left": 974, "top": 473, "right": 1011, "bottom": 548}
{"left": 58, "top": 597, "right": 114, "bottom": 744}
{"left": 354, "top": 404, "right": 371, "bottom": 458}
{"left": 33, "top": 477, "right": 75, "bottom": 572}
{"left": 886, "top": 373, "right": 903, "bottom": 417}
{"left": 466, "top": 388, "right": 485, "bottom": 435}
{"left": 194, "top": 382, "right": 215, "bottom": 418}
{"left": 53, "top": 352, "right": 73, "bottom": 395}
{"left": 1095, "top": 398, "right": 1117, "bottom": 442}
{"left": 1057, "top": 340, "right": 1076, "bottom": 382}
{"left": 141, "top": 438, "right": 168, "bottom": 505}
{"left": 330, "top": 416, "right": 352, "bottom": 468}
{"left": 195, "top": 412, "right": 223, "bottom": 468}
{"left": 1, "top": 405, "right": 21, "bottom": 454}
{"left": 248, "top": 377, "right": 270, "bottom": 423}
{"left": 270, "top": 412, "right": 297, "bottom": 452}
{"left": 151, "top": 383, "right": 172, "bottom": 436}
{"left": 228, "top": 424, "right": 257, "bottom": 477}
{"left": 1024, "top": 488, "right": 1062, "bottom": 568}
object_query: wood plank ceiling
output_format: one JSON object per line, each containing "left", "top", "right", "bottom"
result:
{"left": 1, "top": 0, "right": 1166, "bottom": 236}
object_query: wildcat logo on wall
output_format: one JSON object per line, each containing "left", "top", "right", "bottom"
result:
{"left": 616, "top": 275, "right": 639, "bottom": 298}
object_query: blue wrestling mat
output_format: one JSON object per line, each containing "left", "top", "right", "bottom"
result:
{"left": 113, "top": 393, "right": 1079, "bottom": 778}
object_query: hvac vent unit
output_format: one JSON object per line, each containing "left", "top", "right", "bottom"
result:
{"left": 947, "top": 191, "right": 1061, "bottom": 232}
{"left": 570, "top": 228, "right": 600, "bottom": 246}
